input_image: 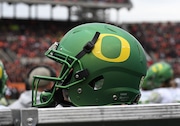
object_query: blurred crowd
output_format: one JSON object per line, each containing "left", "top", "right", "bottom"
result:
{"left": 0, "top": 19, "right": 71, "bottom": 83}
{"left": 125, "top": 22, "right": 180, "bottom": 78}
{"left": 0, "top": 19, "right": 180, "bottom": 86}
{"left": 127, "top": 22, "right": 180, "bottom": 59}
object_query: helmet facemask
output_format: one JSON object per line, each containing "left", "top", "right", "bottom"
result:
{"left": 32, "top": 44, "right": 86, "bottom": 107}
{"left": 32, "top": 32, "right": 100, "bottom": 107}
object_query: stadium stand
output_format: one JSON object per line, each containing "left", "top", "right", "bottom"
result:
{"left": 0, "top": 0, "right": 132, "bottom": 22}
{"left": 2, "top": 0, "right": 132, "bottom": 8}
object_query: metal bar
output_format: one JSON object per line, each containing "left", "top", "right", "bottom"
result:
{"left": 38, "top": 103, "right": 180, "bottom": 124}
{"left": 0, "top": 108, "right": 13, "bottom": 126}
{"left": 1, "top": 103, "right": 180, "bottom": 126}
{"left": 0, "top": 0, "right": 132, "bottom": 9}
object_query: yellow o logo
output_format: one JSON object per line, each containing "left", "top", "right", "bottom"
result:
{"left": 0, "top": 67, "right": 2, "bottom": 79}
{"left": 92, "top": 34, "right": 130, "bottom": 62}
{"left": 152, "top": 63, "right": 163, "bottom": 72}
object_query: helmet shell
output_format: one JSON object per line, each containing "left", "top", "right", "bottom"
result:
{"left": 141, "top": 61, "right": 173, "bottom": 90}
{"left": 56, "top": 23, "right": 147, "bottom": 106}
{"left": 0, "top": 60, "right": 8, "bottom": 98}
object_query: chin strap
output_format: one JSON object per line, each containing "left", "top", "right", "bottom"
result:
{"left": 53, "top": 88, "right": 74, "bottom": 107}
{"left": 74, "top": 32, "right": 100, "bottom": 80}
{"left": 75, "top": 32, "right": 100, "bottom": 59}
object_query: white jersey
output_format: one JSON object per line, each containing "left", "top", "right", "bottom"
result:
{"left": 171, "top": 88, "right": 180, "bottom": 103}
{"left": 139, "top": 89, "right": 153, "bottom": 104}
{"left": 147, "top": 87, "right": 180, "bottom": 104}
{"left": 8, "top": 90, "right": 41, "bottom": 109}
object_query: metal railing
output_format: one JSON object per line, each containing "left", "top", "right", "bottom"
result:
{"left": 1, "top": 103, "right": 180, "bottom": 126}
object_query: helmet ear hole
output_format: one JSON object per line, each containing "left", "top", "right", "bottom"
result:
{"left": 88, "top": 76, "right": 104, "bottom": 90}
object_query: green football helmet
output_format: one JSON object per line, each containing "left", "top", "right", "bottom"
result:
{"left": 0, "top": 60, "right": 8, "bottom": 99}
{"left": 32, "top": 23, "right": 147, "bottom": 107}
{"left": 141, "top": 61, "right": 173, "bottom": 90}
